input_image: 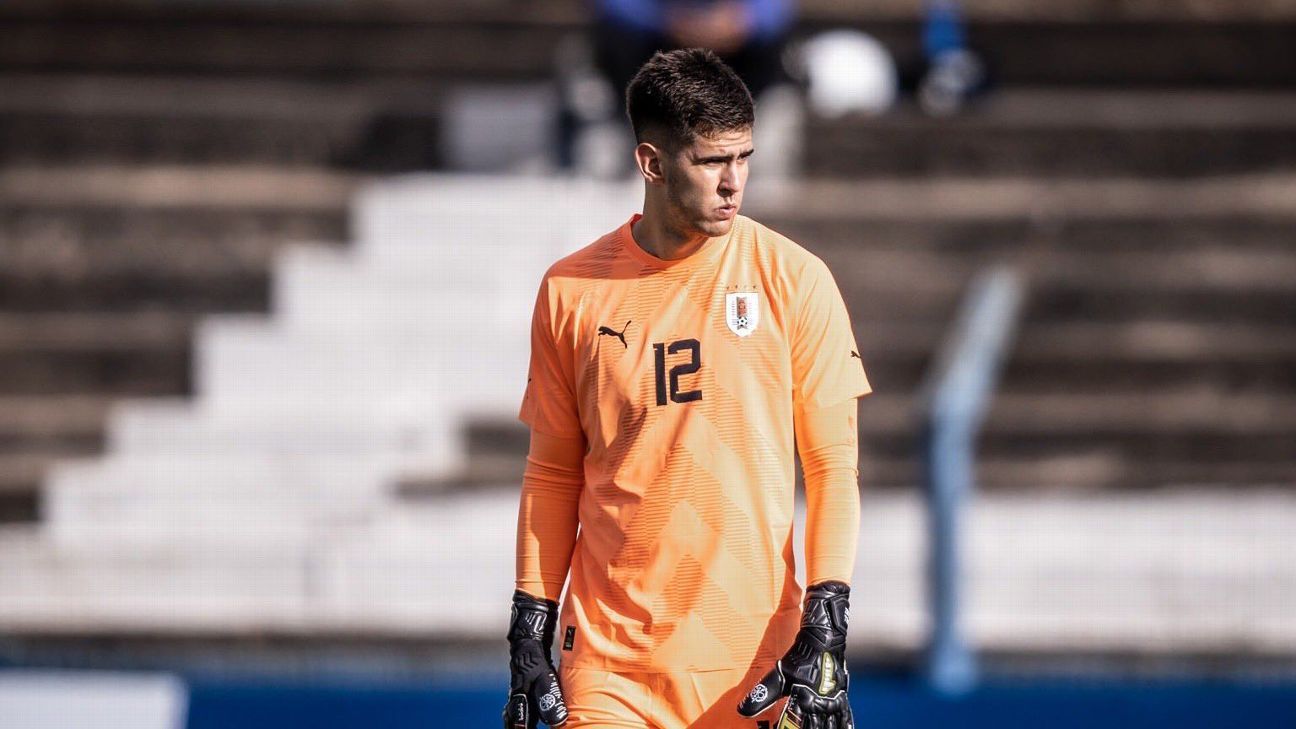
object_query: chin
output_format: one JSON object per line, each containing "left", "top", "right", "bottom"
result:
{"left": 698, "top": 218, "right": 735, "bottom": 237}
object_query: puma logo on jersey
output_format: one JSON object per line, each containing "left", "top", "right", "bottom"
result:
{"left": 850, "top": 351, "right": 860, "bottom": 359}
{"left": 598, "top": 320, "right": 631, "bottom": 349}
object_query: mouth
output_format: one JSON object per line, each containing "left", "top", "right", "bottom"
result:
{"left": 717, "top": 204, "right": 737, "bottom": 219}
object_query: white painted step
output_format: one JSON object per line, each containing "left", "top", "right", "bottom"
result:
{"left": 961, "top": 490, "right": 1296, "bottom": 653}
{"left": 43, "top": 454, "right": 401, "bottom": 549}
{"left": 353, "top": 175, "right": 638, "bottom": 260}
{"left": 272, "top": 246, "right": 539, "bottom": 337}
{"left": 313, "top": 496, "right": 517, "bottom": 635}
{"left": 3, "top": 489, "right": 1294, "bottom": 651}
{"left": 0, "top": 529, "right": 310, "bottom": 633}
{"left": 195, "top": 318, "right": 526, "bottom": 418}
{"left": 106, "top": 400, "right": 462, "bottom": 469}
{"left": 838, "top": 489, "right": 1296, "bottom": 653}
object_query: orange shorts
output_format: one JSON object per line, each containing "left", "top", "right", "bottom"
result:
{"left": 559, "top": 664, "right": 774, "bottom": 729}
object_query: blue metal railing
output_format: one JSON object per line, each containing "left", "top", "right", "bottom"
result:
{"left": 915, "top": 266, "right": 1025, "bottom": 694}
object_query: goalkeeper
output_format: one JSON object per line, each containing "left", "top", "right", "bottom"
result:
{"left": 506, "top": 48, "right": 870, "bottom": 729}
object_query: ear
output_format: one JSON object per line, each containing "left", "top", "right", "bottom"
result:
{"left": 634, "top": 142, "right": 666, "bottom": 185}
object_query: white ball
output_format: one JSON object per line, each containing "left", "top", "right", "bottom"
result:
{"left": 803, "top": 30, "right": 898, "bottom": 117}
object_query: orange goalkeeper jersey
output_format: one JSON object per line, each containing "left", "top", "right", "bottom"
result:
{"left": 517, "top": 213, "right": 871, "bottom": 672}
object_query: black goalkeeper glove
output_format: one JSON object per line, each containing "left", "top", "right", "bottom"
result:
{"left": 738, "top": 581, "right": 854, "bottom": 729}
{"left": 503, "top": 590, "right": 568, "bottom": 728}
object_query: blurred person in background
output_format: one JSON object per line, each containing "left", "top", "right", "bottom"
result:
{"left": 915, "top": 0, "right": 988, "bottom": 115}
{"left": 594, "top": 0, "right": 794, "bottom": 103}
{"left": 559, "top": 0, "right": 796, "bottom": 173}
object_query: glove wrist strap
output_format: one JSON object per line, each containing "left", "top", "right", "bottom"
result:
{"left": 508, "top": 590, "right": 559, "bottom": 651}
{"left": 800, "top": 581, "right": 850, "bottom": 649}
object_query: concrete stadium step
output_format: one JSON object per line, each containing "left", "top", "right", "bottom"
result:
{"left": 758, "top": 179, "right": 1296, "bottom": 313}
{"left": 2, "top": 1, "right": 1292, "bottom": 87}
{"left": 854, "top": 456, "right": 1296, "bottom": 492}
{"left": 804, "top": 91, "right": 1296, "bottom": 177}
{"left": 271, "top": 244, "right": 550, "bottom": 335}
{"left": 809, "top": 11, "right": 1296, "bottom": 88}
{"left": 0, "top": 526, "right": 313, "bottom": 635}
{"left": 859, "top": 322, "right": 1296, "bottom": 394}
{"left": 0, "top": 4, "right": 575, "bottom": 80}
{"left": 1037, "top": 247, "right": 1296, "bottom": 293}
{"left": 802, "top": 0, "right": 1296, "bottom": 22}
{"left": 752, "top": 176, "right": 1296, "bottom": 227}
{"left": 1025, "top": 288, "right": 1296, "bottom": 328}
{"left": 1003, "top": 322, "right": 1296, "bottom": 392}
{"left": 973, "top": 457, "right": 1296, "bottom": 492}
{"left": 874, "top": 386, "right": 1287, "bottom": 475}
{"left": 398, "top": 314, "right": 1295, "bottom": 408}
{"left": 443, "top": 387, "right": 1296, "bottom": 490}
{"left": 0, "top": 455, "right": 57, "bottom": 522}
{"left": 352, "top": 176, "right": 1296, "bottom": 277}
{"left": 392, "top": 452, "right": 525, "bottom": 496}
{"left": 353, "top": 175, "right": 639, "bottom": 257}
{"left": 0, "top": 74, "right": 446, "bottom": 169}
{"left": 754, "top": 177, "right": 1296, "bottom": 342}
{"left": 104, "top": 399, "right": 465, "bottom": 477}
{"left": 193, "top": 317, "right": 527, "bottom": 418}
{"left": 0, "top": 166, "right": 352, "bottom": 311}
{"left": 983, "top": 391, "right": 1296, "bottom": 438}
{"left": 0, "top": 312, "right": 191, "bottom": 395}
{"left": 42, "top": 454, "right": 403, "bottom": 549}
{"left": 0, "top": 165, "right": 354, "bottom": 220}
{"left": 838, "top": 281, "right": 1296, "bottom": 332}
{"left": 845, "top": 483, "right": 1295, "bottom": 652}
{"left": 931, "top": 391, "right": 1296, "bottom": 467}
{"left": 780, "top": 219, "right": 1296, "bottom": 295}
{"left": 6, "top": 487, "right": 1294, "bottom": 654}
{"left": 0, "top": 496, "right": 517, "bottom": 637}
{"left": 298, "top": 497, "right": 518, "bottom": 636}
{"left": 814, "top": 242, "right": 1296, "bottom": 296}
{"left": 0, "top": 396, "right": 110, "bottom": 454}
{"left": 977, "top": 433, "right": 1294, "bottom": 473}
{"left": 0, "top": 396, "right": 112, "bottom": 521}
{"left": 817, "top": 244, "right": 1296, "bottom": 327}
{"left": 0, "top": 394, "right": 110, "bottom": 508}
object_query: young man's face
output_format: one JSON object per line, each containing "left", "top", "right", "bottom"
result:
{"left": 661, "top": 126, "right": 753, "bottom": 239}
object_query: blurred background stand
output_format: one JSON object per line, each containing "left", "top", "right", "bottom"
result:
{"left": 917, "top": 266, "right": 1024, "bottom": 694}
{"left": 1, "top": 0, "right": 1296, "bottom": 726}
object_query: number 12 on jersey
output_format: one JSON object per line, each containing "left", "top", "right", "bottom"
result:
{"left": 653, "top": 339, "right": 702, "bottom": 406}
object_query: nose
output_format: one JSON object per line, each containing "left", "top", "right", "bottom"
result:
{"left": 719, "top": 161, "right": 742, "bottom": 197}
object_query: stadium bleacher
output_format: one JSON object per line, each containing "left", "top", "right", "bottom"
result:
{"left": 0, "top": 0, "right": 1294, "bottom": 675}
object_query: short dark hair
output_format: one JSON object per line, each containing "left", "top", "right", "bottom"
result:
{"left": 625, "top": 48, "right": 755, "bottom": 150}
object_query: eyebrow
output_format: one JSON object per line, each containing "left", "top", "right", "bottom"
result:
{"left": 693, "top": 148, "right": 755, "bottom": 164}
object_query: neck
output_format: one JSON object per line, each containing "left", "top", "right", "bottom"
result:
{"left": 632, "top": 194, "right": 710, "bottom": 261}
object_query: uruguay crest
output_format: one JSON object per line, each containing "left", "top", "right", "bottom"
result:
{"left": 725, "top": 291, "right": 760, "bottom": 337}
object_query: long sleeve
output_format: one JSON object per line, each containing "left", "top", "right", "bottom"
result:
{"left": 788, "top": 253, "right": 869, "bottom": 584}
{"left": 796, "top": 390, "right": 862, "bottom": 586}
{"left": 515, "top": 428, "right": 586, "bottom": 602}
